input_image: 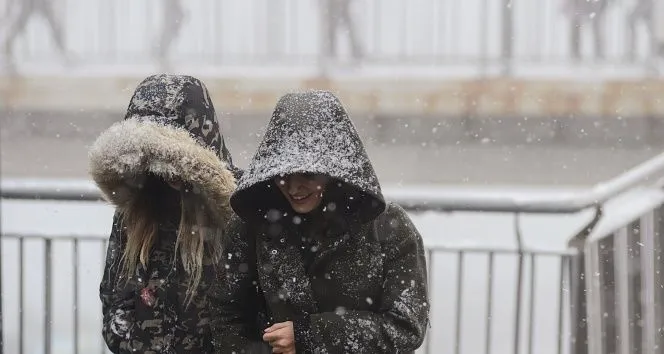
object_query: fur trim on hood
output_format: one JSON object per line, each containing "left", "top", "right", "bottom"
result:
{"left": 89, "top": 118, "right": 236, "bottom": 226}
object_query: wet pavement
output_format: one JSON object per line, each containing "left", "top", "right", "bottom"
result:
{"left": 1, "top": 134, "right": 658, "bottom": 186}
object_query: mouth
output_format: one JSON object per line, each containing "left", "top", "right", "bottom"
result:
{"left": 289, "top": 193, "right": 314, "bottom": 204}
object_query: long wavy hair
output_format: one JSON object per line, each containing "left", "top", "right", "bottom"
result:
{"left": 118, "top": 174, "right": 223, "bottom": 306}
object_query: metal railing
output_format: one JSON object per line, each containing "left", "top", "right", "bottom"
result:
{"left": 3, "top": 151, "right": 664, "bottom": 353}
{"left": 582, "top": 201, "right": 664, "bottom": 353}
{"left": 0, "top": 235, "right": 110, "bottom": 354}
{"left": 0, "top": 232, "right": 573, "bottom": 354}
{"left": 2, "top": 0, "right": 663, "bottom": 75}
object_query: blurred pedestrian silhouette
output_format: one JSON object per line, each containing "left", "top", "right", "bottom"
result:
{"left": 1, "top": 0, "right": 13, "bottom": 23}
{"left": 562, "top": 0, "right": 611, "bottom": 61}
{"left": 654, "top": 1, "right": 664, "bottom": 57}
{"left": 153, "top": 0, "right": 185, "bottom": 70}
{"left": 320, "top": 0, "right": 363, "bottom": 64}
{"left": 265, "top": 0, "right": 287, "bottom": 56}
{"left": 2, "top": 0, "right": 70, "bottom": 70}
{"left": 626, "top": 0, "right": 654, "bottom": 61}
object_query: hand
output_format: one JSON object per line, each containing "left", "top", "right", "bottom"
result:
{"left": 263, "top": 321, "right": 295, "bottom": 354}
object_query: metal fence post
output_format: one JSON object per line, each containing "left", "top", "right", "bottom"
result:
{"left": 567, "top": 206, "right": 602, "bottom": 354}
{"left": 597, "top": 235, "right": 617, "bottom": 354}
{"left": 655, "top": 207, "right": 664, "bottom": 354}
{"left": 0, "top": 234, "right": 3, "bottom": 354}
{"left": 45, "top": 239, "right": 52, "bottom": 354}
{"left": 513, "top": 214, "right": 525, "bottom": 354}
{"left": 569, "top": 252, "right": 588, "bottom": 354}
{"left": 626, "top": 220, "right": 644, "bottom": 354}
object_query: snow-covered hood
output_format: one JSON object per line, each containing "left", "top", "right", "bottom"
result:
{"left": 88, "top": 74, "right": 236, "bottom": 226}
{"left": 231, "top": 90, "right": 385, "bottom": 223}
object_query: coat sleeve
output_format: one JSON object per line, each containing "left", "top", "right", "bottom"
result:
{"left": 99, "top": 213, "right": 137, "bottom": 353}
{"left": 210, "top": 216, "right": 271, "bottom": 353}
{"left": 293, "top": 202, "right": 430, "bottom": 353}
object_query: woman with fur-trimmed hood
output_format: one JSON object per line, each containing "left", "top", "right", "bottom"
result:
{"left": 90, "top": 74, "right": 240, "bottom": 353}
{"left": 216, "top": 91, "right": 429, "bottom": 353}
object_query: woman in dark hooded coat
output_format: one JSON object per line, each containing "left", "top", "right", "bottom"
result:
{"left": 90, "top": 74, "right": 245, "bottom": 353}
{"left": 215, "top": 90, "right": 429, "bottom": 353}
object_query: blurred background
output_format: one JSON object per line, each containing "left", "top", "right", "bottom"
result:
{"left": 2, "top": 0, "right": 664, "bottom": 353}
{"left": 3, "top": 0, "right": 664, "bottom": 183}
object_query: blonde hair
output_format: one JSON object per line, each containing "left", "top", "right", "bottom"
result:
{"left": 119, "top": 175, "right": 223, "bottom": 306}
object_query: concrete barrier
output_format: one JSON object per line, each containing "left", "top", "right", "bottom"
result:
{"left": 3, "top": 75, "right": 664, "bottom": 117}
{"left": 3, "top": 75, "right": 664, "bottom": 147}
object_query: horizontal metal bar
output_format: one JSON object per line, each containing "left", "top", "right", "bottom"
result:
{"left": 428, "top": 246, "right": 576, "bottom": 256}
{"left": 4, "top": 150, "right": 664, "bottom": 213}
{"left": 0, "top": 179, "right": 104, "bottom": 202}
{"left": 390, "top": 150, "right": 664, "bottom": 213}
{"left": 0, "top": 232, "right": 575, "bottom": 256}
{"left": 0, "top": 234, "right": 108, "bottom": 241}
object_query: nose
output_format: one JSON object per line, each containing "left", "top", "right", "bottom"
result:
{"left": 286, "top": 175, "right": 307, "bottom": 194}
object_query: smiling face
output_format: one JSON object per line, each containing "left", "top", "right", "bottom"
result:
{"left": 275, "top": 173, "right": 329, "bottom": 214}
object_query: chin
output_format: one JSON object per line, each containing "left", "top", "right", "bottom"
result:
{"left": 290, "top": 201, "right": 319, "bottom": 214}
{"left": 293, "top": 206, "right": 315, "bottom": 214}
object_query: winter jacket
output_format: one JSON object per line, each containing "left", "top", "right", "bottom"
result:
{"left": 89, "top": 74, "right": 238, "bottom": 353}
{"left": 215, "top": 91, "right": 429, "bottom": 353}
